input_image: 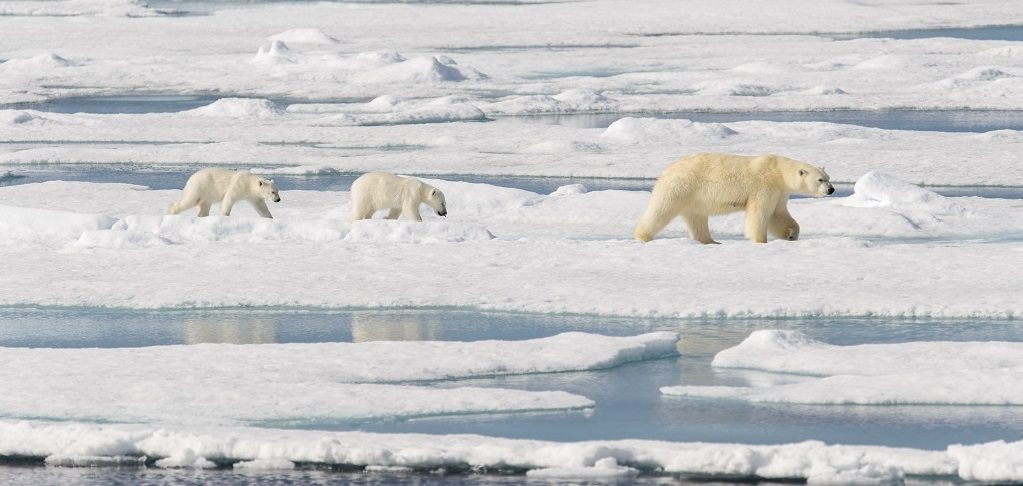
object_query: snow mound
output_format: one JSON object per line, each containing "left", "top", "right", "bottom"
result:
{"left": 847, "top": 171, "right": 963, "bottom": 215}
{"left": 0, "top": 110, "right": 49, "bottom": 125}
{"left": 697, "top": 81, "right": 779, "bottom": 97}
{"left": 79, "top": 214, "right": 345, "bottom": 246}
{"left": 956, "top": 66, "right": 1015, "bottom": 81}
{"left": 186, "top": 98, "right": 284, "bottom": 118}
{"left": 948, "top": 441, "right": 1023, "bottom": 482}
{"left": 520, "top": 140, "right": 602, "bottom": 154}
{"left": 345, "top": 220, "right": 495, "bottom": 243}
{"left": 663, "top": 330, "right": 1023, "bottom": 406}
{"left": 0, "top": 53, "right": 73, "bottom": 71}
{"left": 0, "top": 421, "right": 963, "bottom": 481}
{"left": 355, "top": 56, "right": 488, "bottom": 83}
{"left": 549, "top": 184, "right": 587, "bottom": 197}
{"left": 802, "top": 85, "right": 848, "bottom": 95}
{"left": 365, "top": 94, "right": 404, "bottom": 111}
{"left": 852, "top": 54, "right": 905, "bottom": 70}
{"left": 355, "top": 50, "right": 407, "bottom": 65}
{"left": 252, "top": 40, "right": 294, "bottom": 64}
{"left": 485, "top": 89, "right": 616, "bottom": 115}
{"left": 979, "top": 46, "right": 1023, "bottom": 58}
{"left": 712, "top": 329, "right": 1023, "bottom": 376}
{"left": 601, "top": 117, "right": 738, "bottom": 143}
{"left": 0, "top": 205, "right": 116, "bottom": 245}
{"left": 267, "top": 28, "right": 339, "bottom": 46}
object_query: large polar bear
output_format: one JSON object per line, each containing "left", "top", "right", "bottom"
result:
{"left": 350, "top": 172, "right": 447, "bottom": 221}
{"left": 635, "top": 152, "right": 834, "bottom": 244}
{"left": 168, "top": 168, "right": 281, "bottom": 218}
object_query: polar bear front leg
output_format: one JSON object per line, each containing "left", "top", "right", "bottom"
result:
{"left": 402, "top": 202, "right": 422, "bottom": 222}
{"left": 253, "top": 199, "right": 273, "bottom": 219}
{"left": 386, "top": 208, "right": 402, "bottom": 219}
{"left": 767, "top": 199, "right": 799, "bottom": 241}
{"left": 220, "top": 195, "right": 236, "bottom": 216}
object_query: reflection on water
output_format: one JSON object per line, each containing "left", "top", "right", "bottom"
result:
{"left": 351, "top": 312, "right": 444, "bottom": 342}
{"left": 182, "top": 315, "right": 279, "bottom": 344}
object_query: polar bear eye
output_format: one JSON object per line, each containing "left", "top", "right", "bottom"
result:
{"left": 818, "top": 178, "right": 824, "bottom": 183}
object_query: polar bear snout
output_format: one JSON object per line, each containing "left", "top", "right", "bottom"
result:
{"left": 272, "top": 194, "right": 281, "bottom": 202}
{"left": 437, "top": 207, "right": 447, "bottom": 217}
{"left": 827, "top": 185, "right": 835, "bottom": 195}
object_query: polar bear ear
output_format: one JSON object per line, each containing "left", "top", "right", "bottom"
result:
{"left": 798, "top": 169, "right": 807, "bottom": 176}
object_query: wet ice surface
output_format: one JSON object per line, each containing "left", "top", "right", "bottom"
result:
{"left": 2, "top": 308, "right": 1023, "bottom": 450}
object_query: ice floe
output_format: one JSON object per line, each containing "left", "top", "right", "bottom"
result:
{"left": 0, "top": 331, "right": 677, "bottom": 425}
{"left": 662, "top": 330, "right": 1023, "bottom": 405}
{"left": 16, "top": 420, "right": 1023, "bottom": 481}
{"left": 0, "top": 176, "right": 1020, "bottom": 316}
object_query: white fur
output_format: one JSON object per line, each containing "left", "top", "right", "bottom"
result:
{"left": 350, "top": 172, "right": 447, "bottom": 222}
{"left": 168, "top": 168, "right": 280, "bottom": 218}
{"left": 635, "top": 152, "right": 834, "bottom": 244}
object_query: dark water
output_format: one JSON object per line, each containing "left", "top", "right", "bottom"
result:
{"left": 831, "top": 25, "right": 1023, "bottom": 42}
{"left": 6, "top": 164, "right": 1023, "bottom": 199}
{"left": 8, "top": 93, "right": 1023, "bottom": 133}
{"left": 509, "top": 109, "right": 1023, "bottom": 132}
{"left": 0, "top": 465, "right": 728, "bottom": 486}
{"left": 0, "top": 164, "right": 656, "bottom": 194}
{"left": 2, "top": 307, "right": 1023, "bottom": 451}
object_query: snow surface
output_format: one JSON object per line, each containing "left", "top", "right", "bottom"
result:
{"left": 15, "top": 419, "right": 1023, "bottom": 482}
{"left": 0, "top": 175, "right": 1019, "bottom": 317}
{"left": 0, "top": 332, "right": 677, "bottom": 425}
{"left": 2, "top": 0, "right": 1023, "bottom": 479}
{"left": 662, "top": 330, "right": 1023, "bottom": 405}
{"left": 6, "top": 111, "right": 1023, "bottom": 185}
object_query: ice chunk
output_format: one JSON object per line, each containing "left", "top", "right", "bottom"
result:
{"left": 267, "top": 28, "right": 339, "bottom": 46}
{"left": 186, "top": 98, "right": 284, "bottom": 118}
{"left": 601, "top": 117, "right": 737, "bottom": 143}
{"left": 846, "top": 171, "right": 963, "bottom": 215}
{"left": 663, "top": 330, "right": 1023, "bottom": 405}
{"left": 0, "top": 421, "right": 960, "bottom": 481}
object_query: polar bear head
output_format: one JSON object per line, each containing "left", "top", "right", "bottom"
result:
{"left": 422, "top": 184, "right": 447, "bottom": 217}
{"left": 256, "top": 178, "right": 281, "bottom": 203}
{"left": 796, "top": 165, "right": 834, "bottom": 197}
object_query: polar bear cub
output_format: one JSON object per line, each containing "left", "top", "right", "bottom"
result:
{"left": 350, "top": 172, "right": 447, "bottom": 221}
{"left": 635, "top": 152, "right": 834, "bottom": 244}
{"left": 168, "top": 168, "right": 281, "bottom": 218}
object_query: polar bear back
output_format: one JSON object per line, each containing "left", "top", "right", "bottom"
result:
{"left": 350, "top": 172, "right": 424, "bottom": 210}
{"left": 653, "top": 153, "right": 818, "bottom": 216}
{"left": 183, "top": 167, "right": 256, "bottom": 201}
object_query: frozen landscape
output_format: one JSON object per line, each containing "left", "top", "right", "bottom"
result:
{"left": 2, "top": 0, "right": 1023, "bottom": 483}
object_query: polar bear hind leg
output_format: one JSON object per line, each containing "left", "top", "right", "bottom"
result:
{"left": 682, "top": 212, "right": 717, "bottom": 244}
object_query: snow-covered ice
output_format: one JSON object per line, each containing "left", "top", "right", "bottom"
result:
{"left": 3, "top": 0, "right": 1023, "bottom": 480}
{"left": 662, "top": 330, "right": 1023, "bottom": 405}
{"left": 16, "top": 419, "right": 1023, "bottom": 482}
{"left": 0, "top": 332, "right": 677, "bottom": 425}
{"left": 0, "top": 174, "right": 1019, "bottom": 317}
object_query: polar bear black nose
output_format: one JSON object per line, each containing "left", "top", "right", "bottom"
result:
{"left": 827, "top": 186, "right": 835, "bottom": 195}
